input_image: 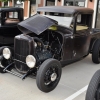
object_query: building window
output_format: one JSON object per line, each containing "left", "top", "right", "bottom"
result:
{"left": 30, "top": 0, "right": 36, "bottom": 16}
{"left": 46, "top": 0, "right": 55, "bottom": 6}
{"left": 64, "top": 0, "right": 85, "bottom": 7}
{"left": 4, "top": 1, "right": 8, "bottom": 7}
{"left": 14, "top": 0, "right": 24, "bottom": 8}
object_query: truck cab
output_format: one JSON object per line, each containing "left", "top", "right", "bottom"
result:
{"left": 0, "top": 7, "right": 23, "bottom": 46}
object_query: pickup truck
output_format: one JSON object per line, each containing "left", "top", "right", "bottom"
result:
{"left": 0, "top": 6, "right": 100, "bottom": 93}
{"left": 0, "top": 7, "right": 23, "bottom": 46}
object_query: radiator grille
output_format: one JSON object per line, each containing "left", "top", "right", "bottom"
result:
{"left": 14, "top": 35, "right": 34, "bottom": 73}
{"left": 15, "top": 38, "right": 29, "bottom": 56}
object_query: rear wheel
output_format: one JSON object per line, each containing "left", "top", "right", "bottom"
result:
{"left": 86, "top": 70, "right": 100, "bottom": 100}
{"left": 92, "top": 39, "right": 100, "bottom": 64}
{"left": 36, "top": 58, "right": 62, "bottom": 92}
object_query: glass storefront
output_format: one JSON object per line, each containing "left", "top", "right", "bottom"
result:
{"left": 64, "top": 0, "right": 85, "bottom": 7}
{"left": 96, "top": 0, "right": 100, "bottom": 28}
{"left": 46, "top": 0, "right": 55, "bottom": 6}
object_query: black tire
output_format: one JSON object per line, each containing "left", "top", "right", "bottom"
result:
{"left": 0, "top": 59, "right": 10, "bottom": 73}
{"left": 92, "top": 39, "right": 100, "bottom": 64}
{"left": 0, "top": 47, "right": 6, "bottom": 73}
{"left": 85, "top": 70, "right": 100, "bottom": 100}
{"left": 36, "top": 58, "right": 62, "bottom": 93}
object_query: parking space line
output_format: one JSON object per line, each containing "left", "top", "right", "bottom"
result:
{"left": 64, "top": 85, "right": 88, "bottom": 100}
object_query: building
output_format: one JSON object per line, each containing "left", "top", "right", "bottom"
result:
{"left": 0, "top": 0, "right": 99, "bottom": 28}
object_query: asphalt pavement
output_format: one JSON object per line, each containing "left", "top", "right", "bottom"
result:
{"left": 0, "top": 54, "right": 99, "bottom": 100}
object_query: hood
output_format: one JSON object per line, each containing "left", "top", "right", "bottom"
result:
{"left": 18, "top": 14, "right": 57, "bottom": 35}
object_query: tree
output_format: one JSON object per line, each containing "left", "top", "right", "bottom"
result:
{"left": 0, "top": 0, "right": 28, "bottom": 2}
{"left": 0, "top": 0, "right": 37, "bottom": 2}
{"left": 0, "top": 0, "right": 10, "bottom": 2}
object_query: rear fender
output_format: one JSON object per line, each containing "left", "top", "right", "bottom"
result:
{"left": 89, "top": 39, "right": 98, "bottom": 53}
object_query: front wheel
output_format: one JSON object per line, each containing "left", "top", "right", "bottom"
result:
{"left": 36, "top": 58, "right": 62, "bottom": 93}
{"left": 85, "top": 70, "right": 100, "bottom": 100}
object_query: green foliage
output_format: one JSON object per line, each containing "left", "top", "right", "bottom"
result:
{"left": 0, "top": 0, "right": 10, "bottom": 2}
{"left": 0, "top": 0, "right": 28, "bottom": 2}
{"left": 0, "top": 0, "right": 37, "bottom": 2}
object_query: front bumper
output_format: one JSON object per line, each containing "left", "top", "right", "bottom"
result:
{"left": 1, "top": 61, "right": 34, "bottom": 80}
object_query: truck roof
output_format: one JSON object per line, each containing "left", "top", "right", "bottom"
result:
{"left": 37, "top": 6, "right": 93, "bottom": 14}
{"left": 0, "top": 7, "right": 23, "bottom": 12}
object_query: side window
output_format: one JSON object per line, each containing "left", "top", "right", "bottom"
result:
{"left": 5, "top": 12, "right": 19, "bottom": 24}
{"left": 76, "top": 14, "right": 91, "bottom": 31}
{"left": 8, "top": 12, "right": 18, "bottom": 18}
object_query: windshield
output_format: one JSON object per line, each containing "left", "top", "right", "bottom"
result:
{"left": 44, "top": 12, "right": 73, "bottom": 28}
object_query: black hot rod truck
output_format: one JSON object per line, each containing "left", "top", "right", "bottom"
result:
{"left": 0, "top": 7, "right": 23, "bottom": 46}
{"left": 0, "top": 6, "right": 100, "bottom": 93}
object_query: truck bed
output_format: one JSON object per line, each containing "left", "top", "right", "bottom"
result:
{"left": 92, "top": 28, "right": 100, "bottom": 33}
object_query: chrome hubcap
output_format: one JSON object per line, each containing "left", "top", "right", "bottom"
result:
{"left": 51, "top": 73, "right": 57, "bottom": 82}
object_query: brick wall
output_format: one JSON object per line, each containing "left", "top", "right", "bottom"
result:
{"left": 87, "top": 0, "right": 94, "bottom": 9}
{"left": 38, "top": 0, "right": 44, "bottom": 7}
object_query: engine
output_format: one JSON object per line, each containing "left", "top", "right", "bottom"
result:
{"left": 36, "top": 50, "right": 52, "bottom": 62}
{"left": 32, "top": 37, "right": 52, "bottom": 63}
{"left": 33, "top": 31, "right": 62, "bottom": 63}
{"left": 14, "top": 31, "right": 63, "bottom": 73}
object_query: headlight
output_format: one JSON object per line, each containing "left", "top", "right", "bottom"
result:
{"left": 26, "top": 55, "right": 36, "bottom": 68}
{"left": 34, "top": 42, "right": 37, "bottom": 48}
{"left": 3, "top": 48, "right": 11, "bottom": 59}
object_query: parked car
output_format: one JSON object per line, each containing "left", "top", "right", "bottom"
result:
{"left": 85, "top": 69, "right": 100, "bottom": 100}
{"left": 0, "top": 6, "right": 100, "bottom": 93}
{"left": 0, "top": 7, "right": 23, "bottom": 46}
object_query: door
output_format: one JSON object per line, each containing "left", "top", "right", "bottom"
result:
{"left": 73, "top": 30, "right": 91, "bottom": 59}
{"left": 72, "top": 14, "right": 91, "bottom": 59}
{"left": 63, "top": 36, "right": 73, "bottom": 61}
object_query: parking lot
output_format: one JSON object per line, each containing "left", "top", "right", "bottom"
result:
{"left": 0, "top": 54, "right": 100, "bottom": 100}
